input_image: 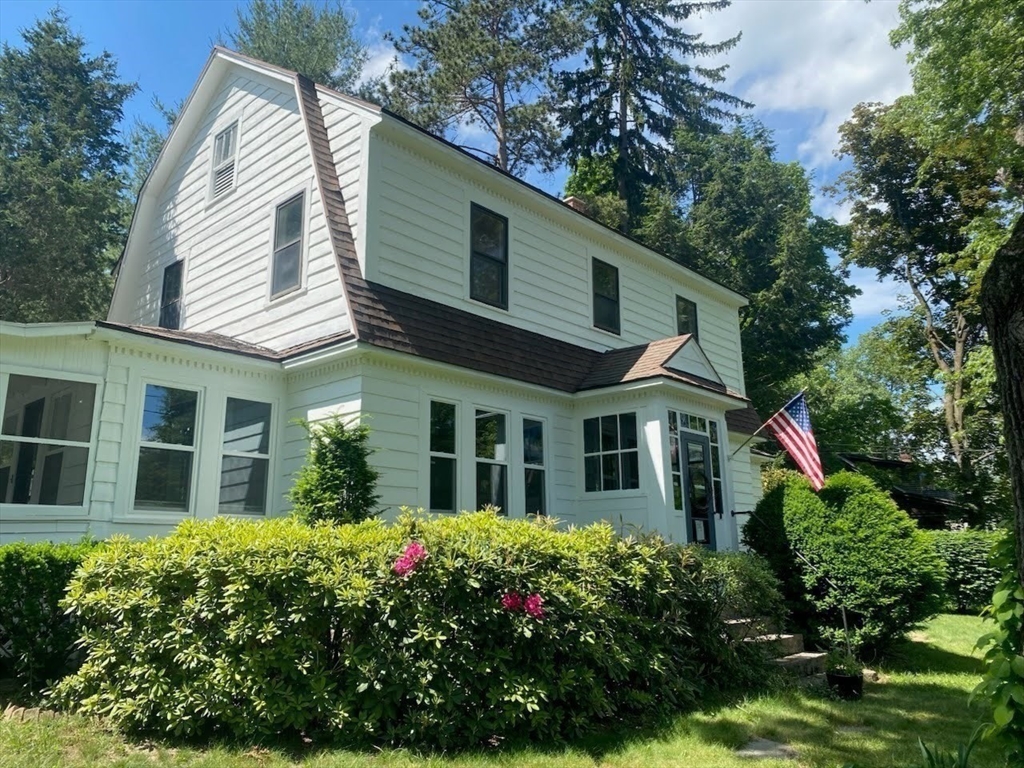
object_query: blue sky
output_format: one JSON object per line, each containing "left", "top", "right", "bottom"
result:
{"left": 1, "top": 0, "right": 911, "bottom": 341}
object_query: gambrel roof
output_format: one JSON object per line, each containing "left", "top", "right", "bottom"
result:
{"left": 111, "top": 49, "right": 760, "bottom": 431}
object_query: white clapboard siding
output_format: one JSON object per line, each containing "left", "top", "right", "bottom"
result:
{"left": 356, "top": 362, "right": 578, "bottom": 524}
{"left": 126, "top": 72, "right": 351, "bottom": 352}
{"left": 367, "top": 134, "right": 747, "bottom": 393}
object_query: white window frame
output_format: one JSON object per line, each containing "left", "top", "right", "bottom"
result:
{"left": 474, "top": 406, "right": 510, "bottom": 514}
{"left": 590, "top": 255, "right": 622, "bottom": 337}
{"left": 426, "top": 397, "right": 460, "bottom": 514}
{"left": 675, "top": 294, "right": 699, "bottom": 340}
{"left": 582, "top": 411, "right": 641, "bottom": 494}
{"left": 218, "top": 396, "right": 275, "bottom": 517}
{"left": 0, "top": 369, "right": 102, "bottom": 516}
{"left": 159, "top": 260, "right": 186, "bottom": 330}
{"left": 129, "top": 381, "right": 203, "bottom": 515}
{"left": 267, "top": 186, "right": 310, "bottom": 303}
{"left": 208, "top": 120, "right": 240, "bottom": 203}
{"left": 521, "top": 415, "right": 548, "bottom": 517}
{"left": 467, "top": 202, "right": 510, "bottom": 312}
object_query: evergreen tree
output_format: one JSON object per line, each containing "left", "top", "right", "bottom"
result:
{"left": 0, "top": 10, "right": 136, "bottom": 322}
{"left": 676, "top": 123, "right": 856, "bottom": 411}
{"left": 125, "top": 98, "right": 178, "bottom": 199}
{"left": 558, "top": 0, "right": 747, "bottom": 230}
{"left": 387, "top": 0, "right": 581, "bottom": 175}
{"left": 227, "top": 0, "right": 366, "bottom": 92}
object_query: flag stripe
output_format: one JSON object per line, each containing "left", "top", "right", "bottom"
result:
{"left": 765, "top": 397, "right": 824, "bottom": 490}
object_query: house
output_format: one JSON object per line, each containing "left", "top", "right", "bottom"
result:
{"left": 0, "top": 48, "right": 764, "bottom": 548}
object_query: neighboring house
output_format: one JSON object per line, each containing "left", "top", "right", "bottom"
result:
{"left": 0, "top": 48, "right": 764, "bottom": 547}
{"left": 837, "top": 453, "right": 964, "bottom": 528}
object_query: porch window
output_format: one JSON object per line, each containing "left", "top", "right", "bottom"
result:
{"left": 134, "top": 384, "right": 199, "bottom": 511}
{"left": 271, "top": 192, "right": 304, "bottom": 298}
{"left": 676, "top": 295, "right": 698, "bottom": 340}
{"left": 470, "top": 204, "right": 508, "bottom": 309}
{"left": 218, "top": 398, "right": 272, "bottom": 515}
{"left": 159, "top": 261, "right": 183, "bottom": 330}
{"left": 429, "top": 400, "right": 457, "bottom": 512}
{"left": 475, "top": 409, "right": 508, "bottom": 513}
{"left": 583, "top": 412, "right": 639, "bottom": 492}
{"left": 592, "top": 258, "right": 620, "bottom": 334}
{"left": 523, "top": 418, "right": 546, "bottom": 516}
{"left": 0, "top": 375, "right": 96, "bottom": 506}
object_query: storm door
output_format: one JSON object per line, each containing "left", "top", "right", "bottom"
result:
{"left": 668, "top": 410, "right": 723, "bottom": 549}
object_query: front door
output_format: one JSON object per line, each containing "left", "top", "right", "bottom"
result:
{"left": 681, "top": 433, "right": 716, "bottom": 549}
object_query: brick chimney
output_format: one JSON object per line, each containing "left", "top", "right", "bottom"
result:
{"left": 562, "top": 195, "right": 588, "bottom": 214}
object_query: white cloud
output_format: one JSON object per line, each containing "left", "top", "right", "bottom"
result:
{"left": 847, "top": 265, "right": 903, "bottom": 318}
{"left": 357, "top": 16, "right": 403, "bottom": 87}
{"left": 697, "top": 0, "right": 911, "bottom": 169}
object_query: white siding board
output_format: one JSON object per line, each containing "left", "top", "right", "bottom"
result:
{"left": 122, "top": 72, "right": 351, "bottom": 352}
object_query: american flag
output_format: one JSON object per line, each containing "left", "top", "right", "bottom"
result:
{"left": 766, "top": 393, "right": 824, "bottom": 491}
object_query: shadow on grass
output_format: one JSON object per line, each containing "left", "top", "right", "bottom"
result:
{"left": 882, "top": 640, "right": 985, "bottom": 676}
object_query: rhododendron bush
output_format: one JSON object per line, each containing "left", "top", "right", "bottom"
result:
{"left": 55, "top": 512, "right": 753, "bottom": 747}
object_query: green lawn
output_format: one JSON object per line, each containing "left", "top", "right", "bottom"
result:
{"left": 0, "top": 614, "right": 998, "bottom": 768}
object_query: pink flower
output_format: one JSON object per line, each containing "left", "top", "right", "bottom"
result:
{"left": 403, "top": 541, "right": 427, "bottom": 563}
{"left": 501, "top": 591, "right": 523, "bottom": 612}
{"left": 524, "top": 593, "right": 545, "bottom": 620}
{"left": 392, "top": 541, "right": 427, "bottom": 577}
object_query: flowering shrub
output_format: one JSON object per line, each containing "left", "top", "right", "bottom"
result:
{"left": 392, "top": 540, "right": 427, "bottom": 576}
{"left": 55, "top": 512, "right": 755, "bottom": 748}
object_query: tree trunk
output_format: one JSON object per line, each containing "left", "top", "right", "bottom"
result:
{"left": 980, "top": 214, "right": 1024, "bottom": 588}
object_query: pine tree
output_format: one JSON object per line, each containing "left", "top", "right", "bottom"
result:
{"left": 387, "top": 0, "right": 581, "bottom": 175}
{"left": 0, "top": 10, "right": 137, "bottom": 322}
{"left": 227, "top": 0, "right": 366, "bottom": 92}
{"left": 559, "top": 0, "right": 748, "bottom": 230}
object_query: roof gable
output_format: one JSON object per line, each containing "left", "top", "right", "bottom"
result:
{"left": 664, "top": 338, "right": 723, "bottom": 385}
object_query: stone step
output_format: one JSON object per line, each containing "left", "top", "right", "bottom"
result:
{"left": 771, "top": 651, "right": 827, "bottom": 677}
{"left": 725, "top": 617, "right": 780, "bottom": 639}
{"left": 744, "top": 632, "right": 804, "bottom": 657}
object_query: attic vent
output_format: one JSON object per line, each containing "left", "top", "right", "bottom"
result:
{"left": 211, "top": 122, "right": 238, "bottom": 199}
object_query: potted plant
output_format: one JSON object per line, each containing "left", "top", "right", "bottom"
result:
{"left": 825, "top": 648, "right": 864, "bottom": 700}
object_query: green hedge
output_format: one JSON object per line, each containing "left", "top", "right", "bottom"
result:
{"left": 55, "top": 513, "right": 756, "bottom": 747}
{"left": 0, "top": 539, "right": 98, "bottom": 692}
{"left": 926, "top": 530, "right": 1003, "bottom": 613}
{"left": 702, "top": 551, "right": 787, "bottom": 632}
{"left": 744, "top": 472, "right": 945, "bottom": 654}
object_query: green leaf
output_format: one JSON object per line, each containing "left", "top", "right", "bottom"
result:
{"left": 993, "top": 704, "right": 1014, "bottom": 727}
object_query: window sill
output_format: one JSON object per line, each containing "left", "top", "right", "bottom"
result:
{"left": 593, "top": 324, "right": 622, "bottom": 339}
{"left": 466, "top": 296, "right": 510, "bottom": 314}
{"left": 580, "top": 489, "right": 645, "bottom": 500}
{"left": 0, "top": 503, "right": 89, "bottom": 519}
{"left": 204, "top": 185, "right": 238, "bottom": 212}
{"left": 267, "top": 284, "right": 308, "bottom": 308}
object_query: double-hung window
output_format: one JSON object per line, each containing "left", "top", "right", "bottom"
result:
{"left": 676, "top": 295, "right": 698, "bottom": 339}
{"left": 0, "top": 375, "right": 96, "bottom": 506}
{"left": 271, "top": 193, "right": 304, "bottom": 298}
{"left": 159, "top": 261, "right": 183, "bottom": 330}
{"left": 134, "top": 384, "right": 199, "bottom": 512}
{"left": 592, "top": 258, "right": 620, "bottom": 334}
{"left": 470, "top": 204, "right": 508, "bottom": 309}
{"left": 583, "top": 413, "right": 639, "bottom": 492}
{"left": 211, "top": 122, "right": 238, "bottom": 199}
{"left": 429, "top": 401, "right": 457, "bottom": 513}
{"left": 475, "top": 409, "right": 508, "bottom": 513}
{"left": 523, "top": 418, "right": 546, "bottom": 516}
{"left": 219, "top": 398, "right": 272, "bottom": 515}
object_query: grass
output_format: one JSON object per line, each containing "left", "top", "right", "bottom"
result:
{"left": 0, "top": 614, "right": 998, "bottom": 768}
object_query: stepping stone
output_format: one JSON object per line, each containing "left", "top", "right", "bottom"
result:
{"left": 736, "top": 738, "right": 798, "bottom": 760}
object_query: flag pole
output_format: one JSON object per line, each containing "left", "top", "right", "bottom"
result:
{"left": 728, "top": 389, "right": 806, "bottom": 459}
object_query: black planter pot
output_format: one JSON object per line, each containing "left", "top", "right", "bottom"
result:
{"left": 826, "top": 671, "right": 864, "bottom": 701}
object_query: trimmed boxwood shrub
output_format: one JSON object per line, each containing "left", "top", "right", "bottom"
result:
{"left": 0, "top": 539, "right": 98, "bottom": 692}
{"left": 743, "top": 472, "right": 945, "bottom": 654}
{"left": 926, "top": 529, "right": 1003, "bottom": 613}
{"left": 54, "top": 512, "right": 754, "bottom": 748}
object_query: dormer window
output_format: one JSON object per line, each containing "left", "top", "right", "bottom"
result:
{"left": 470, "top": 204, "right": 508, "bottom": 309}
{"left": 676, "top": 295, "right": 698, "bottom": 340}
{"left": 270, "top": 192, "right": 304, "bottom": 298}
{"left": 592, "top": 258, "right": 620, "bottom": 334}
{"left": 210, "top": 122, "right": 238, "bottom": 199}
